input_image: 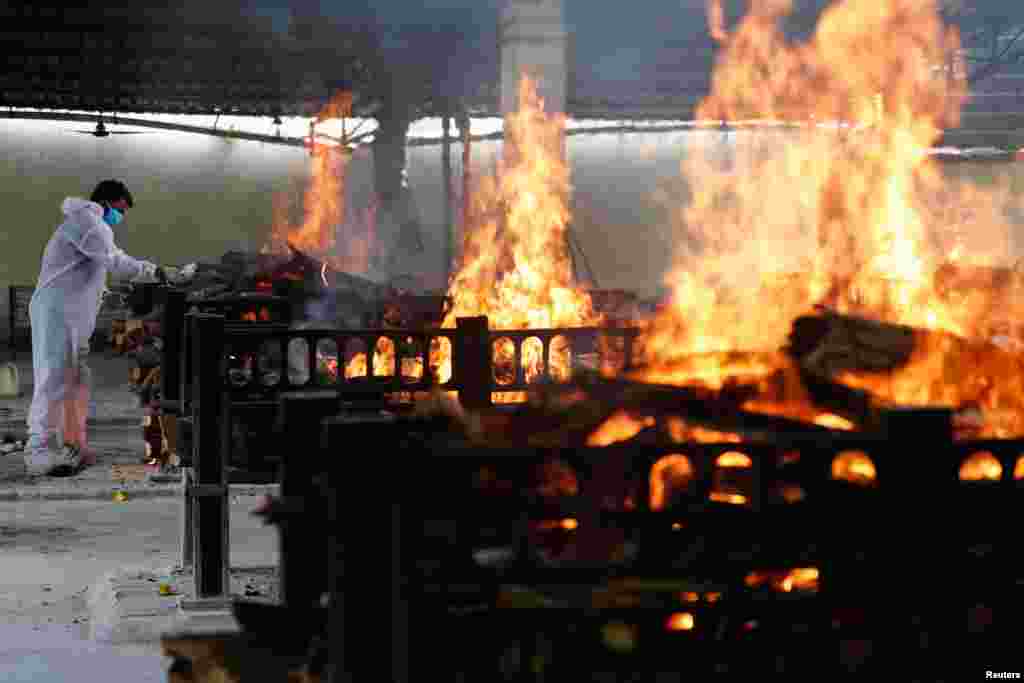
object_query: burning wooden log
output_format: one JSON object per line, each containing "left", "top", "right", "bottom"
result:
{"left": 787, "top": 309, "right": 916, "bottom": 377}
{"left": 783, "top": 310, "right": 913, "bottom": 430}
{"left": 786, "top": 308, "right": 1024, "bottom": 437}
{"left": 436, "top": 372, "right": 834, "bottom": 449}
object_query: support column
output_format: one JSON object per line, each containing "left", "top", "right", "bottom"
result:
{"left": 454, "top": 316, "right": 492, "bottom": 412}
{"left": 500, "top": 0, "right": 568, "bottom": 115}
{"left": 442, "top": 115, "right": 454, "bottom": 281}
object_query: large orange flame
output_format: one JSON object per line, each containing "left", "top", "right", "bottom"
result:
{"left": 263, "top": 91, "right": 373, "bottom": 273}
{"left": 628, "top": 0, "right": 1023, "bottom": 434}
{"left": 432, "top": 76, "right": 604, "bottom": 394}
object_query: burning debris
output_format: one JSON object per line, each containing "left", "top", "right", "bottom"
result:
{"left": 262, "top": 91, "right": 375, "bottom": 275}
{"left": 431, "top": 77, "right": 605, "bottom": 398}
{"left": 129, "top": 0, "right": 1024, "bottom": 473}
{"left": 165, "top": 2, "right": 1024, "bottom": 678}
{"left": 616, "top": 0, "right": 1024, "bottom": 437}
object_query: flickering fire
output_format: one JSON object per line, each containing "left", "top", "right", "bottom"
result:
{"left": 586, "top": 411, "right": 654, "bottom": 447}
{"left": 666, "top": 416, "right": 743, "bottom": 444}
{"left": 262, "top": 91, "right": 374, "bottom": 273}
{"left": 664, "top": 612, "right": 695, "bottom": 631}
{"left": 340, "top": 337, "right": 426, "bottom": 383}
{"left": 627, "top": 0, "right": 1024, "bottom": 435}
{"left": 958, "top": 451, "right": 1001, "bottom": 481}
{"left": 343, "top": 338, "right": 398, "bottom": 379}
{"left": 745, "top": 567, "right": 820, "bottom": 593}
{"left": 649, "top": 454, "right": 696, "bottom": 511}
{"left": 240, "top": 307, "right": 271, "bottom": 323}
{"left": 710, "top": 450, "right": 753, "bottom": 505}
{"left": 431, "top": 76, "right": 603, "bottom": 399}
{"left": 813, "top": 413, "right": 855, "bottom": 431}
{"left": 831, "top": 450, "right": 878, "bottom": 485}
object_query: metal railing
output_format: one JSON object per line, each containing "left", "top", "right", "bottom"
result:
{"left": 303, "top": 411, "right": 1024, "bottom": 681}
{"left": 163, "top": 292, "right": 640, "bottom": 600}
{"left": 159, "top": 286, "right": 1024, "bottom": 677}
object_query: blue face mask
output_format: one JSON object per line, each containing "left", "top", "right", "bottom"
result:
{"left": 103, "top": 207, "right": 124, "bottom": 227}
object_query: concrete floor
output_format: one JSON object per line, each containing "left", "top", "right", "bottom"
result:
{"left": 0, "top": 495, "right": 277, "bottom": 681}
{"left": 0, "top": 624, "right": 167, "bottom": 683}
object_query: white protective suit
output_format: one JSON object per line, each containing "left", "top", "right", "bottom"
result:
{"left": 26, "top": 198, "right": 156, "bottom": 455}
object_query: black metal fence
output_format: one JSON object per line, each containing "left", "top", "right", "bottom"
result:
{"left": 160, "top": 286, "right": 1024, "bottom": 678}
{"left": 302, "top": 411, "right": 1024, "bottom": 680}
{"left": 161, "top": 286, "right": 640, "bottom": 602}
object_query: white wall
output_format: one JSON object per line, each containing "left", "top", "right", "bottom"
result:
{"left": 0, "top": 118, "right": 689, "bottom": 333}
{"left": 3, "top": 116, "right": 1023, "bottom": 342}
{"left": 0, "top": 118, "right": 307, "bottom": 283}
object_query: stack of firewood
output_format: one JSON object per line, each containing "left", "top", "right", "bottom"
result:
{"left": 416, "top": 308, "right": 1024, "bottom": 446}
{"left": 111, "top": 319, "right": 163, "bottom": 355}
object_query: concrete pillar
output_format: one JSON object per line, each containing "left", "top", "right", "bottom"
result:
{"left": 500, "top": 0, "right": 568, "bottom": 115}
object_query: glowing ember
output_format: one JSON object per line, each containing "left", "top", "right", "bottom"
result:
{"left": 831, "top": 450, "right": 878, "bottom": 485}
{"left": 586, "top": 411, "right": 654, "bottom": 446}
{"left": 958, "top": 451, "right": 1001, "bottom": 481}
{"left": 666, "top": 416, "right": 742, "bottom": 444}
{"left": 649, "top": 454, "right": 696, "bottom": 511}
{"left": 432, "top": 76, "right": 603, "bottom": 399}
{"left": 344, "top": 338, "right": 398, "bottom": 379}
{"left": 745, "top": 567, "right": 820, "bottom": 593}
{"left": 628, "top": 0, "right": 1024, "bottom": 434}
{"left": 664, "top": 612, "right": 695, "bottom": 631}
{"left": 813, "top": 413, "right": 855, "bottom": 431}
{"left": 240, "top": 307, "right": 271, "bottom": 323}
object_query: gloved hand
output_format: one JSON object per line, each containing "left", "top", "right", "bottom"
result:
{"left": 155, "top": 266, "right": 168, "bottom": 284}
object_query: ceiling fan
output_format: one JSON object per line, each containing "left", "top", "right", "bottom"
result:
{"left": 71, "top": 117, "right": 151, "bottom": 138}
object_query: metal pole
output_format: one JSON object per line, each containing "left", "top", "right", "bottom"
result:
{"left": 160, "top": 289, "right": 186, "bottom": 411}
{"left": 460, "top": 110, "right": 472, "bottom": 251}
{"left": 179, "top": 467, "right": 194, "bottom": 570}
{"left": 442, "top": 115, "right": 454, "bottom": 283}
{"left": 454, "top": 316, "right": 491, "bottom": 411}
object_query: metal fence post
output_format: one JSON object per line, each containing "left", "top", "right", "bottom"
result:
{"left": 179, "top": 467, "right": 194, "bottom": 570}
{"left": 454, "top": 316, "right": 491, "bottom": 411}
{"left": 160, "top": 288, "right": 186, "bottom": 411}
{"left": 187, "top": 313, "right": 231, "bottom": 603}
{"left": 322, "top": 413, "right": 406, "bottom": 683}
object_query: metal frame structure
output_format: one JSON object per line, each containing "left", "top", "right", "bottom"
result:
{"left": 160, "top": 289, "right": 1024, "bottom": 678}
{"left": 159, "top": 287, "right": 639, "bottom": 601}
{"left": 291, "top": 403, "right": 1024, "bottom": 680}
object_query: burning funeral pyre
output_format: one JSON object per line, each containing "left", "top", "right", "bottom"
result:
{"left": 160, "top": 1, "right": 1024, "bottom": 678}
{"left": 138, "top": 0, "right": 1024, "bottom": 462}
{"left": 564, "top": 0, "right": 1024, "bottom": 445}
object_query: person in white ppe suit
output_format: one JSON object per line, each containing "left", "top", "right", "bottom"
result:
{"left": 25, "top": 179, "right": 166, "bottom": 477}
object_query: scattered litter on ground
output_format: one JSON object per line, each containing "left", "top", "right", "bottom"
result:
{"left": 0, "top": 437, "right": 26, "bottom": 455}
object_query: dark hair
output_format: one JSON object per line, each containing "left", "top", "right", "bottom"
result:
{"left": 90, "top": 179, "right": 134, "bottom": 208}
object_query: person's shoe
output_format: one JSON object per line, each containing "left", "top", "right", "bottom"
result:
{"left": 47, "top": 444, "right": 84, "bottom": 478}
{"left": 78, "top": 449, "right": 97, "bottom": 468}
{"left": 23, "top": 448, "right": 54, "bottom": 477}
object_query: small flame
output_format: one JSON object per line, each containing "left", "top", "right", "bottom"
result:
{"left": 535, "top": 518, "right": 579, "bottom": 532}
{"left": 745, "top": 567, "right": 820, "bottom": 593}
{"left": 958, "top": 451, "right": 1002, "bottom": 481}
{"left": 586, "top": 411, "right": 654, "bottom": 446}
{"left": 813, "top": 413, "right": 854, "bottom": 430}
{"left": 665, "top": 612, "right": 695, "bottom": 631}
{"left": 262, "top": 91, "right": 375, "bottom": 273}
{"left": 831, "top": 450, "right": 878, "bottom": 485}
